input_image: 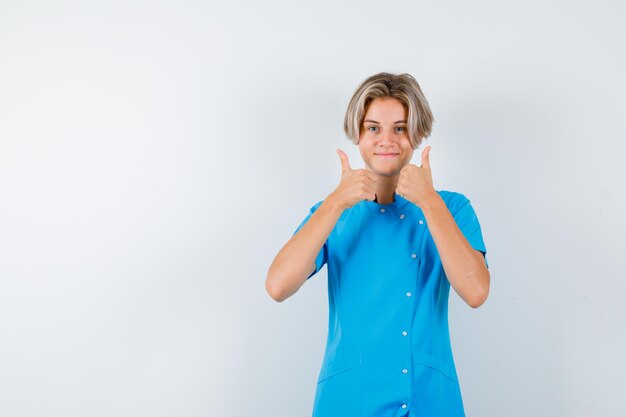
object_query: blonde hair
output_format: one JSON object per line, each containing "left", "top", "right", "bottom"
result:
{"left": 343, "top": 72, "right": 434, "bottom": 149}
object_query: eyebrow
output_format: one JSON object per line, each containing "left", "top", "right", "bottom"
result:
{"left": 363, "top": 119, "right": 407, "bottom": 124}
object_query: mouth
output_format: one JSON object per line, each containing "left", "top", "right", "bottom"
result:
{"left": 375, "top": 153, "right": 399, "bottom": 158}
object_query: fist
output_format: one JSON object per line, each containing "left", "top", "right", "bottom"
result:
{"left": 330, "top": 149, "right": 378, "bottom": 210}
{"left": 395, "top": 145, "right": 437, "bottom": 208}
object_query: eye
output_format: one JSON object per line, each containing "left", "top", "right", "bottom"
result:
{"left": 366, "top": 126, "right": 379, "bottom": 132}
{"left": 395, "top": 126, "right": 406, "bottom": 132}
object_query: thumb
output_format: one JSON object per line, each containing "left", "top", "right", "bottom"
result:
{"left": 421, "top": 145, "right": 431, "bottom": 169}
{"left": 336, "top": 148, "right": 352, "bottom": 173}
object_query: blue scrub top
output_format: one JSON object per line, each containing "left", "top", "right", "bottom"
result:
{"left": 292, "top": 190, "right": 488, "bottom": 417}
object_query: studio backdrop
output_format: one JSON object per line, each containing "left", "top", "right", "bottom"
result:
{"left": 0, "top": 1, "right": 624, "bottom": 416}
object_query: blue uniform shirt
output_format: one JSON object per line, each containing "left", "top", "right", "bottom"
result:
{"left": 292, "top": 190, "right": 488, "bottom": 417}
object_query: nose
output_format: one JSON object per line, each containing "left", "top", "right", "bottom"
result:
{"left": 378, "top": 131, "right": 398, "bottom": 146}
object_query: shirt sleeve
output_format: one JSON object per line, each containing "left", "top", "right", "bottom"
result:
{"left": 451, "top": 194, "right": 489, "bottom": 269}
{"left": 292, "top": 200, "right": 328, "bottom": 279}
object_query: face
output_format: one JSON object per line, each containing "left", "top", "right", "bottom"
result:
{"left": 358, "top": 97, "right": 414, "bottom": 177}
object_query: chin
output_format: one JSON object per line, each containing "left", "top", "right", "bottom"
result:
{"left": 372, "top": 167, "right": 402, "bottom": 177}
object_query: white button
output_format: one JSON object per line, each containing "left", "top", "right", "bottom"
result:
{"left": 402, "top": 368, "right": 408, "bottom": 374}
{"left": 402, "top": 331, "right": 408, "bottom": 336}
{"left": 406, "top": 292, "right": 412, "bottom": 297}
{"left": 400, "top": 214, "right": 405, "bottom": 219}
{"left": 411, "top": 253, "right": 417, "bottom": 259}
{"left": 419, "top": 219, "right": 424, "bottom": 224}
{"left": 380, "top": 208, "right": 386, "bottom": 213}
{"left": 401, "top": 404, "right": 407, "bottom": 409}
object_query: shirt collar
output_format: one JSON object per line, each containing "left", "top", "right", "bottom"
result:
{"left": 361, "top": 192, "right": 411, "bottom": 212}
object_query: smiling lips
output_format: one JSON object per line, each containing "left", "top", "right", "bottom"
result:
{"left": 375, "top": 153, "right": 399, "bottom": 158}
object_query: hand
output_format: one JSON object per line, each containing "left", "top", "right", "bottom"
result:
{"left": 329, "top": 149, "right": 378, "bottom": 210}
{"left": 395, "top": 145, "right": 438, "bottom": 208}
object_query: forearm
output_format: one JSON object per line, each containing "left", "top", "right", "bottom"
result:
{"left": 420, "top": 193, "right": 490, "bottom": 308}
{"left": 266, "top": 194, "right": 344, "bottom": 302}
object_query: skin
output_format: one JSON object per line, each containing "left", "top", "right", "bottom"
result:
{"left": 266, "top": 96, "right": 489, "bottom": 307}
{"left": 335, "top": 97, "right": 490, "bottom": 308}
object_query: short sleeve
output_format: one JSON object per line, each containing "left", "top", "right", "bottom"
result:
{"left": 292, "top": 200, "right": 328, "bottom": 279}
{"left": 451, "top": 194, "right": 489, "bottom": 269}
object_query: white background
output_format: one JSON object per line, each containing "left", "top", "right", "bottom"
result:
{"left": 1, "top": 1, "right": 625, "bottom": 416}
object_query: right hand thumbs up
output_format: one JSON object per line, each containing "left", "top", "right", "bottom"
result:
{"left": 336, "top": 148, "right": 352, "bottom": 173}
{"left": 330, "top": 148, "right": 378, "bottom": 210}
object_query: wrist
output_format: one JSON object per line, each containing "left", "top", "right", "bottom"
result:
{"left": 324, "top": 192, "right": 347, "bottom": 213}
{"left": 420, "top": 191, "right": 444, "bottom": 213}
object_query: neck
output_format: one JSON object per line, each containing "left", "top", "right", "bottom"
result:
{"left": 373, "top": 174, "right": 399, "bottom": 204}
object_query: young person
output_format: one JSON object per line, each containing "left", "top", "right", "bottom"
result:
{"left": 266, "top": 72, "right": 490, "bottom": 417}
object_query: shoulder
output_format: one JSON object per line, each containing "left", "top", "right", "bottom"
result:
{"left": 436, "top": 189, "right": 471, "bottom": 216}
